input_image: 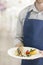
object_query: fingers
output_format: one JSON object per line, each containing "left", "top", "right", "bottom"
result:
{"left": 39, "top": 51, "right": 43, "bottom": 55}
{"left": 39, "top": 50, "right": 43, "bottom": 57}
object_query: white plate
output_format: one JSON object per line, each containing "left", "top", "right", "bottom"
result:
{"left": 8, "top": 47, "right": 42, "bottom": 60}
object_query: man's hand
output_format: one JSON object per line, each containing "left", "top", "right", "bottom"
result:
{"left": 15, "top": 43, "right": 24, "bottom": 47}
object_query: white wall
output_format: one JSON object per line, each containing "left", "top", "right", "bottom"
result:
{"left": 0, "top": 0, "right": 35, "bottom": 65}
{"left": 6, "top": 0, "right": 35, "bottom": 37}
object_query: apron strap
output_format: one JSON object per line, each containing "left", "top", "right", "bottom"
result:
{"left": 25, "top": 9, "right": 33, "bottom": 22}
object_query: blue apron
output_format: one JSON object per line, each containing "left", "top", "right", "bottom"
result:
{"left": 21, "top": 11, "right": 43, "bottom": 65}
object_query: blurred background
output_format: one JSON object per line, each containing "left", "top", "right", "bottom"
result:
{"left": 0, "top": 0, "right": 35, "bottom": 65}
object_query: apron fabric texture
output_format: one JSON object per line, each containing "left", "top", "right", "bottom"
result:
{"left": 21, "top": 11, "right": 43, "bottom": 65}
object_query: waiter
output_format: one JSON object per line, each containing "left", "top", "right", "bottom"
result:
{"left": 15, "top": 0, "right": 43, "bottom": 65}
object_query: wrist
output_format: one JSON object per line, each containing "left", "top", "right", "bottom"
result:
{"left": 15, "top": 43, "right": 24, "bottom": 47}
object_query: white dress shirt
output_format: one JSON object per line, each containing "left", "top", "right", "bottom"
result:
{"left": 14, "top": 4, "right": 43, "bottom": 46}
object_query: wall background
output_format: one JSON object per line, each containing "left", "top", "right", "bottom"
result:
{"left": 0, "top": 0, "right": 35, "bottom": 65}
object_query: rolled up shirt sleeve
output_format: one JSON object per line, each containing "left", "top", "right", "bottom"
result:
{"left": 14, "top": 12, "right": 24, "bottom": 46}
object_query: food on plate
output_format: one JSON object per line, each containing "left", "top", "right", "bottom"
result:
{"left": 15, "top": 47, "right": 37, "bottom": 57}
{"left": 30, "top": 49, "right": 37, "bottom": 55}
{"left": 25, "top": 49, "right": 37, "bottom": 56}
{"left": 25, "top": 50, "right": 31, "bottom": 56}
{"left": 15, "top": 46, "right": 24, "bottom": 56}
